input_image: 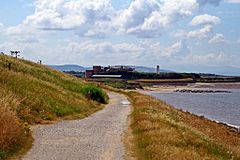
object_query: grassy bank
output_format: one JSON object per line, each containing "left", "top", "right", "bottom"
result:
{"left": 0, "top": 55, "right": 108, "bottom": 159}
{"left": 128, "top": 92, "right": 240, "bottom": 160}
{"left": 0, "top": 87, "right": 32, "bottom": 159}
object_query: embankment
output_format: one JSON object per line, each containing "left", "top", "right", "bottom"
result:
{"left": 128, "top": 91, "right": 240, "bottom": 160}
{"left": 0, "top": 55, "right": 108, "bottom": 159}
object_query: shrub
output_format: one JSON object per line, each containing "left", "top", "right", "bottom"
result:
{"left": 81, "top": 84, "right": 108, "bottom": 104}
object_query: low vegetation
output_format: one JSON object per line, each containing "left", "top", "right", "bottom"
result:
{"left": 104, "top": 80, "right": 128, "bottom": 89}
{"left": 81, "top": 84, "right": 108, "bottom": 104}
{"left": 128, "top": 92, "right": 240, "bottom": 160}
{"left": 0, "top": 54, "right": 108, "bottom": 159}
{"left": 0, "top": 87, "right": 32, "bottom": 159}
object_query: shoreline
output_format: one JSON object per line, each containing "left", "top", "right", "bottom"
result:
{"left": 138, "top": 83, "right": 240, "bottom": 133}
{"left": 143, "top": 91, "right": 240, "bottom": 133}
{"left": 128, "top": 91, "right": 240, "bottom": 159}
{"left": 141, "top": 82, "right": 240, "bottom": 92}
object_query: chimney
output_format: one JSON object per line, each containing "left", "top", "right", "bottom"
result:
{"left": 157, "top": 65, "right": 160, "bottom": 74}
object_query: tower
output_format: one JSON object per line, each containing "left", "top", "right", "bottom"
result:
{"left": 157, "top": 65, "right": 160, "bottom": 74}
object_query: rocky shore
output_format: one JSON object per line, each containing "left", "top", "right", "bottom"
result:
{"left": 174, "top": 89, "right": 231, "bottom": 93}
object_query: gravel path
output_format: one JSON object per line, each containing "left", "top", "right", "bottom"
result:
{"left": 23, "top": 92, "right": 131, "bottom": 160}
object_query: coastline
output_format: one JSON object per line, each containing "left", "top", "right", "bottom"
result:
{"left": 128, "top": 91, "right": 240, "bottom": 159}
{"left": 141, "top": 82, "right": 240, "bottom": 91}
{"left": 102, "top": 84, "right": 240, "bottom": 159}
{"left": 138, "top": 82, "right": 240, "bottom": 133}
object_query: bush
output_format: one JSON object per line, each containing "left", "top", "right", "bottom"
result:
{"left": 81, "top": 85, "right": 108, "bottom": 104}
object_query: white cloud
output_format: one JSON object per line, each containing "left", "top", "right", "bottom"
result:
{"left": 185, "top": 52, "right": 228, "bottom": 65}
{"left": 59, "top": 39, "right": 195, "bottom": 66}
{"left": 7, "top": 0, "right": 114, "bottom": 39}
{"left": 175, "top": 14, "right": 221, "bottom": 40}
{"left": 208, "top": 33, "right": 225, "bottom": 44}
{"left": 163, "top": 40, "right": 190, "bottom": 57}
{"left": 0, "top": 23, "right": 4, "bottom": 28}
{"left": 116, "top": 0, "right": 198, "bottom": 37}
{"left": 0, "top": 41, "right": 55, "bottom": 61}
{"left": 115, "top": 0, "right": 223, "bottom": 37}
{"left": 60, "top": 40, "right": 198, "bottom": 67}
{"left": 189, "top": 14, "right": 220, "bottom": 26}
{"left": 6, "top": 0, "right": 224, "bottom": 39}
{"left": 6, "top": 25, "right": 42, "bottom": 43}
{"left": 32, "top": 0, "right": 113, "bottom": 30}
{"left": 187, "top": 25, "right": 213, "bottom": 39}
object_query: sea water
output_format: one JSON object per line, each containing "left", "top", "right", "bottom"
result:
{"left": 149, "top": 89, "right": 240, "bottom": 128}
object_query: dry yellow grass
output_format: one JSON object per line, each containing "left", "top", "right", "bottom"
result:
{"left": 0, "top": 87, "right": 31, "bottom": 159}
{"left": 128, "top": 92, "right": 240, "bottom": 160}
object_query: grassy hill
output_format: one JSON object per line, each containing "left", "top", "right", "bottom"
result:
{"left": 0, "top": 54, "right": 108, "bottom": 159}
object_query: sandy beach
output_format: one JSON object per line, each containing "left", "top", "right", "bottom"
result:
{"left": 141, "top": 82, "right": 240, "bottom": 92}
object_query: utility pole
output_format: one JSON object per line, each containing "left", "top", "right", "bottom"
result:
{"left": 8, "top": 63, "right": 11, "bottom": 70}
{"left": 10, "top": 50, "right": 20, "bottom": 58}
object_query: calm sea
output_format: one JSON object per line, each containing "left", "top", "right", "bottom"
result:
{"left": 149, "top": 89, "right": 240, "bottom": 128}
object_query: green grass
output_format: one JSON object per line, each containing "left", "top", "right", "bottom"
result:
{"left": 0, "top": 151, "right": 7, "bottom": 159}
{"left": 104, "top": 80, "right": 128, "bottom": 89}
{"left": 0, "top": 54, "right": 108, "bottom": 159}
{"left": 81, "top": 84, "right": 109, "bottom": 104}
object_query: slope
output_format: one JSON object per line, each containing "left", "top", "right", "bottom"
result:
{"left": 0, "top": 54, "right": 108, "bottom": 159}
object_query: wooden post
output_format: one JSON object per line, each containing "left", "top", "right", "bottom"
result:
{"left": 8, "top": 63, "right": 11, "bottom": 70}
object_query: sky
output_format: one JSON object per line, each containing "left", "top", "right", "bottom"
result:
{"left": 0, "top": 0, "right": 240, "bottom": 75}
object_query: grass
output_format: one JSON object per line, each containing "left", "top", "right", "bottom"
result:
{"left": 0, "top": 87, "right": 32, "bottom": 160}
{"left": 0, "top": 54, "right": 108, "bottom": 159}
{"left": 127, "top": 92, "right": 240, "bottom": 160}
{"left": 104, "top": 80, "right": 128, "bottom": 89}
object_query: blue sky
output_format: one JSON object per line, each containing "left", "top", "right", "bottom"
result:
{"left": 0, "top": 0, "right": 240, "bottom": 75}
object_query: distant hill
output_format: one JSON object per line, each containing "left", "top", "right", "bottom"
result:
{"left": 132, "top": 66, "right": 173, "bottom": 73}
{"left": 49, "top": 65, "right": 89, "bottom": 72}
{"left": 50, "top": 65, "right": 173, "bottom": 73}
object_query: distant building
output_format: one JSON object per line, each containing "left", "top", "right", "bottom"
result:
{"left": 84, "top": 65, "right": 135, "bottom": 78}
{"left": 93, "top": 66, "right": 103, "bottom": 73}
{"left": 85, "top": 70, "right": 94, "bottom": 78}
{"left": 91, "top": 75, "right": 122, "bottom": 79}
{"left": 108, "top": 65, "right": 135, "bottom": 72}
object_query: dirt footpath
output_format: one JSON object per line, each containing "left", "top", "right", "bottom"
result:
{"left": 23, "top": 92, "right": 131, "bottom": 160}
